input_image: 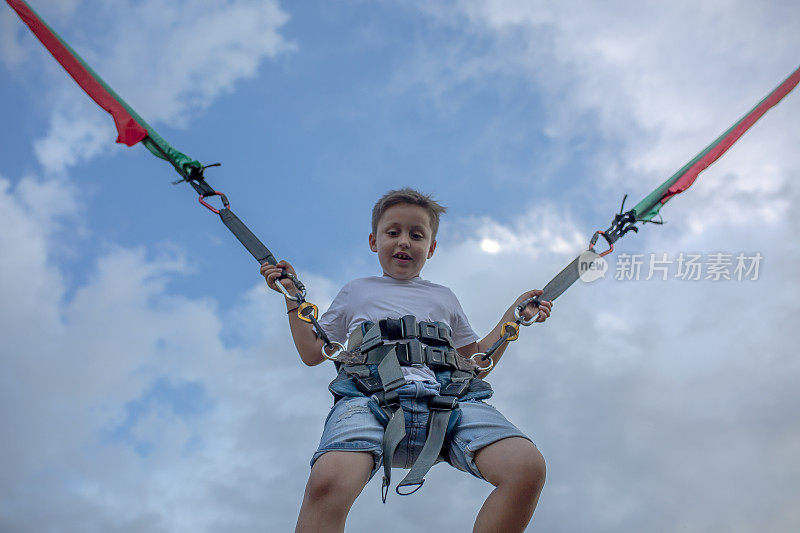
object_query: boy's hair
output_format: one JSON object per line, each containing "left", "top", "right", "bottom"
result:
{"left": 371, "top": 188, "right": 447, "bottom": 240}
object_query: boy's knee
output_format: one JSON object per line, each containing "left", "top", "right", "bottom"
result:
{"left": 305, "top": 452, "right": 373, "bottom": 504}
{"left": 506, "top": 445, "right": 546, "bottom": 498}
{"left": 518, "top": 446, "right": 546, "bottom": 491}
{"left": 305, "top": 472, "right": 343, "bottom": 504}
{"left": 486, "top": 440, "right": 546, "bottom": 494}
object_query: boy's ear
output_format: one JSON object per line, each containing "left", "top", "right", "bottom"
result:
{"left": 369, "top": 233, "right": 377, "bottom": 252}
{"left": 427, "top": 239, "right": 437, "bottom": 259}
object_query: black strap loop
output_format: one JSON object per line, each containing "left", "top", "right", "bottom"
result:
{"left": 219, "top": 208, "right": 278, "bottom": 266}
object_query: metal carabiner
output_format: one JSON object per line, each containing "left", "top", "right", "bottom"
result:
{"left": 589, "top": 230, "right": 614, "bottom": 257}
{"left": 198, "top": 191, "right": 230, "bottom": 214}
{"left": 514, "top": 297, "right": 540, "bottom": 326}
{"left": 275, "top": 270, "right": 308, "bottom": 302}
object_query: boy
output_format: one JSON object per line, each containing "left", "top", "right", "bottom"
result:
{"left": 261, "top": 188, "right": 552, "bottom": 532}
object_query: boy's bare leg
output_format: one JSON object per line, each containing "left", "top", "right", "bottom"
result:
{"left": 295, "top": 451, "right": 374, "bottom": 533}
{"left": 472, "top": 437, "right": 546, "bottom": 532}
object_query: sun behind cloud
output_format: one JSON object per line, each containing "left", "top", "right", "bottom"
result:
{"left": 480, "top": 237, "right": 501, "bottom": 254}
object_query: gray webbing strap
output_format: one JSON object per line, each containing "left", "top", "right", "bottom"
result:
{"left": 395, "top": 407, "right": 452, "bottom": 495}
{"left": 380, "top": 405, "right": 406, "bottom": 503}
{"left": 218, "top": 208, "right": 278, "bottom": 265}
{"left": 374, "top": 344, "right": 407, "bottom": 502}
{"left": 364, "top": 345, "right": 393, "bottom": 364}
{"left": 540, "top": 255, "right": 581, "bottom": 302}
{"left": 360, "top": 322, "right": 383, "bottom": 351}
{"left": 346, "top": 327, "right": 364, "bottom": 351}
{"left": 376, "top": 346, "right": 406, "bottom": 392}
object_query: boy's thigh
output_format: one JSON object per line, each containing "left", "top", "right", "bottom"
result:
{"left": 446, "top": 399, "right": 533, "bottom": 480}
{"left": 311, "top": 396, "right": 385, "bottom": 480}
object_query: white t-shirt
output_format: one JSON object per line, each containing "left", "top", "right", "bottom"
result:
{"left": 318, "top": 275, "right": 479, "bottom": 382}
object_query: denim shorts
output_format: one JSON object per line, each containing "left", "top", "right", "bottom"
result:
{"left": 310, "top": 380, "right": 532, "bottom": 480}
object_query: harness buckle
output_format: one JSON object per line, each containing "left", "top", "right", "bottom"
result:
{"left": 353, "top": 374, "right": 384, "bottom": 395}
{"left": 396, "top": 341, "right": 425, "bottom": 367}
{"left": 440, "top": 380, "right": 470, "bottom": 397}
{"left": 379, "top": 318, "right": 404, "bottom": 340}
{"left": 401, "top": 315, "right": 417, "bottom": 338}
{"left": 374, "top": 390, "right": 400, "bottom": 407}
{"left": 438, "top": 325, "right": 454, "bottom": 347}
{"left": 418, "top": 321, "right": 443, "bottom": 345}
{"left": 429, "top": 395, "right": 459, "bottom": 411}
{"left": 425, "top": 346, "right": 448, "bottom": 368}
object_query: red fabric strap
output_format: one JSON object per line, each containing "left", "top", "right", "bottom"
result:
{"left": 662, "top": 65, "right": 800, "bottom": 204}
{"left": 7, "top": 0, "right": 148, "bottom": 146}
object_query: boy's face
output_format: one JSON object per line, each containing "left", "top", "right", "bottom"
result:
{"left": 369, "top": 203, "right": 437, "bottom": 280}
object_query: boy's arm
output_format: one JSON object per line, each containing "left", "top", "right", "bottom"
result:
{"left": 457, "top": 289, "right": 552, "bottom": 378}
{"left": 261, "top": 260, "right": 326, "bottom": 366}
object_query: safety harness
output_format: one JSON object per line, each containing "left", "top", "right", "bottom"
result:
{"left": 329, "top": 316, "right": 491, "bottom": 501}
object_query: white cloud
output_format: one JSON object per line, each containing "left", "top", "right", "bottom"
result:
{"left": 33, "top": 101, "right": 115, "bottom": 174}
{"left": 0, "top": 171, "right": 325, "bottom": 530}
{"left": 432, "top": 202, "right": 800, "bottom": 531}
{"left": 5, "top": 0, "right": 293, "bottom": 174}
{"left": 104, "top": 0, "right": 294, "bottom": 125}
{"left": 404, "top": 0, "right": 800, "bottom": 228}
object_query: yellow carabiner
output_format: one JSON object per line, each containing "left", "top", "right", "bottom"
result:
{"left": 503, "top": 321, "right": 520, "bottom": 342}
{"left": 297, "top": 301, "right": 319, "bottom": 324}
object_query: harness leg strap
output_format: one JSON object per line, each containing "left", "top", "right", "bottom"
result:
{"left": 380, "top": 403, "right": 406, "bottom": 503}
{"left": 395, "top": 395, "right": 459, "bottom": 495}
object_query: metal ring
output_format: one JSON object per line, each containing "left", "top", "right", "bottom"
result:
{"left": 502, "top": 321, "right": 520, "bottom": 341}
{"left": 297, "top": 302, "right": 318, "bottom": 324}
{"left": 322, "top": 341, "right": 345, "bottom": 361}
{"left": 470, "top": 353, "right": 494, "bottom": 372}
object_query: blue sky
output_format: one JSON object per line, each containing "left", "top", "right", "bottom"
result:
{"left": 2, "top": 1, "right": 799, "bottom": 531}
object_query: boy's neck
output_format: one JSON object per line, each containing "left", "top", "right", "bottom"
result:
{"left": 382, "top": 272, "right": 421, "bottom": 281}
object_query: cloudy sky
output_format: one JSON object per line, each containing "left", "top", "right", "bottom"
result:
{"left": 2, "top": 1, "right": 799, "bottom": 531}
